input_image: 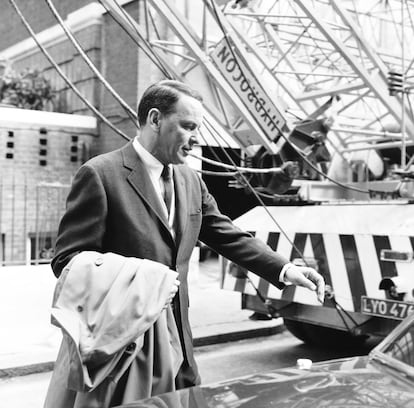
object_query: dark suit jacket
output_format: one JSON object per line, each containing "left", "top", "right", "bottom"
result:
{"left": 52, "top": 140, "right": 288, "bottom": 387}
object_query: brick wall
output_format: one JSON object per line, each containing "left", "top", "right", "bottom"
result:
{"left": 96, "top": 1, "right": 141, "bottom": 155}
{"left": 9, "top": 22, "right": 103, "bottom": 117}
{"left": 0, "top": 108, "right": 96, "bottom": 264}
{"left": 0, "top": 1, "right": 176, "bottom": 156}
{"left": 0, "top": 0, "right": 90, "bottom": 51}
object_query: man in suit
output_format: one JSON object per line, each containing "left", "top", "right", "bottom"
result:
{"left": 51, "top": 79, "right": 324, "bottom": 405}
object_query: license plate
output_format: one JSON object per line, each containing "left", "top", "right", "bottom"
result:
{"left": 361, "top": 296, "right": 414, "bottom": 320}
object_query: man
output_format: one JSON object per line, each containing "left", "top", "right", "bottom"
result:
{"left": 47, "top": 80, "right": 324, "bottom": 406}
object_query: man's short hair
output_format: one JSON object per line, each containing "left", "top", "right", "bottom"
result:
{"left": 137, "top": 80, "right": 203, "bottom": 127}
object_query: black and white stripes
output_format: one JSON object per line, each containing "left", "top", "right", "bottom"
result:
{"left": 223, "top": 203, "right": 414, "bottom": 313}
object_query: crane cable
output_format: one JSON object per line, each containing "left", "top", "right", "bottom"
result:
{"left": 7, "top": 0, "right": 131, "bottom": 142}
{"left": 97, "top": 0, "right": 173, "bottom": 79}
{"left": 208, "top": 0, "right": 390, "bottom": 196}
{"left": 44, "top": 0, "right": 139, "bottom": 126}
{"left": 100, "top": 0, "right": 392, "bottom": 194}
{"left": 101, "top": 2, "right": 300, "bottom": 175}
{"left": 201, "top": 116, "right": 310, "bottom": 264}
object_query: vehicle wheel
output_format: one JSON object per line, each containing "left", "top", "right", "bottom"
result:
{"left": 283, "top": 319, "right": 368, "bottom": 349}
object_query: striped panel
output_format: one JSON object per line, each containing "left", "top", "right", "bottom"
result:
{"left": 222, "top": 231, "right": 414, "bottom": 313}
{"left": 257, "top": 232, "right": 279, "bottom": 297}
{"left": 310, "top": 233, "right": 335, "bottom": 309}
{"left": 340, "top": 235, "right": 367, "bottom": 311}
{"left": 373, "top": 235, "right": 398, "bottom": 301}
{"left": 310, "top": 233, "right": 333, "bottom": 288}
{"left": 373, "top": 235, "right": 398, "bottom": 278}
{"left": 290, "top": 233, "right": 307, "bottom": 260}
{"left": 389, "top": 235, "right": 413, "bottom": 276}
{"left": 233, "top": 230, "right": 257, "bottom": 294}
{"left": 291, "top": 233, "right": 322, "bottom": 305}
{"left": 354, "top": 234, "right": 383, "bottom": 299}
{"left": 267, "top": 231, "right": 296, "bottom": 300}
{"left": 233, "top": 264, "right": 248, "bottom": 293}
{"left": 278, "top": 233, "right": 307, "bottom": 302}
{"left": 324, "top": 233, "right": 354, "bottom": 311}
{"left": 245, "top": 230, "right": 269, "bottom": 293}
{"left": 388, "top": 236, "right": 414, "bottom": 301}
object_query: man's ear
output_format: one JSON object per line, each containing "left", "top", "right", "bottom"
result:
{"left": 148, "top": 108, "right": 161, "bottom": 130}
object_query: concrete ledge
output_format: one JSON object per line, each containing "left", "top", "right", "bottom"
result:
{"left": 0, "top": 362, "right": 55, "bottom": 379}
{"left": 194, "top": 322, "right": 285, "bottom": 347}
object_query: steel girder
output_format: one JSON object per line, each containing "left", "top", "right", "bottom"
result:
{"left": 220, "top": 0, "right": 414, "bottom": 163}
{"left": 99, "top": 0, "right": 414, "bottom": 163}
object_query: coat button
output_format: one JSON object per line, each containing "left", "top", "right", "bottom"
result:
{"left": 95, "top": 257, "right": 103, "bottom": 266}
{"left": 77, "top": 305, "right": 83, "bottom": 312}
{"left": 125, "top": 342, "right": 136, "bottom": 353}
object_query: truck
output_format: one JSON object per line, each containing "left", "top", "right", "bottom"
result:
{"left": 27, "top": 0, "right": 414, "bottom": 347}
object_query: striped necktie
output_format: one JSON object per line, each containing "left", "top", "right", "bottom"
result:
{"left": 161, "top": 165, "right": 173, "bottom": 215}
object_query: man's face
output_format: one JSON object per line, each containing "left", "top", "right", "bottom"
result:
{"left": 153, "top": 94, "right": 204, "bottom": 165}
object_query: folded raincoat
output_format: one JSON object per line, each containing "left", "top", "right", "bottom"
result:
{"left": 44, "top": 251, "right": 183, "bottom": 408}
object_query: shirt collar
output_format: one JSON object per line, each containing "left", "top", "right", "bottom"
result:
{"left": 133, "top": 136, "right": 169, "bottom": 179}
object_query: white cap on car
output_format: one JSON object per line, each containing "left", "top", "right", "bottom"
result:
{"left": 296, "top": 358, "right": 313, "bottom": 370}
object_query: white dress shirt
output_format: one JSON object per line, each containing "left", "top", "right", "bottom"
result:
{"left": 133, "top": 137, "right": 176, "bottom": 232}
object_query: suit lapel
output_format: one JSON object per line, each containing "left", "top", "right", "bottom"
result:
{"left": 122, "top": 142, "right": 173, "bottom": 239}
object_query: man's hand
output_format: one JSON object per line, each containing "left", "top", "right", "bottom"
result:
{"left": 284, "top": 265, "right": 325, "bottom": 304}
{"left": 164, "top": 278, "right": 180, "bottom": 309}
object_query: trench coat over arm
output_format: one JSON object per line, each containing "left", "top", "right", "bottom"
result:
{"left": 44, "top": 251, "right": 182, "bottom": 408}
{"left": 50, "top": 141, "right": 289, "bottom": 400}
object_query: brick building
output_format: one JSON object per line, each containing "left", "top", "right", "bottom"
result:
{"left": 0, "top": 0, "right": 168, "bottom": 264}
{"left": 0, "top": 0, "right": 161, "bottom": 155}
{"left": 0, "top": 107, "right": 96, "bottom": 264}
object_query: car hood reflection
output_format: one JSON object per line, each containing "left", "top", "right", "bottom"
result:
{"left": 114, "top": 356, "right": 414, "bottom": 408}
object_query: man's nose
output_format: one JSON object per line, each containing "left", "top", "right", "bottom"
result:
{"left": 189, "top": 134, "right": 199, "bottom": 145}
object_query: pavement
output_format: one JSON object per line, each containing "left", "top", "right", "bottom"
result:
{"left": 0, "top": 250, "right": 284, "bottom": 379}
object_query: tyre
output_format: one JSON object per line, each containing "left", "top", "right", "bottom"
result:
{"left": 284, "top": 319, "right": 368, "bottom": 349}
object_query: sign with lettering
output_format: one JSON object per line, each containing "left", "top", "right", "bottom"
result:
{"left": 361, "top": 296, "right": 414, "bottom": 320}
{"left": 210, "top": 38, "right": 289, "bottom": 149}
